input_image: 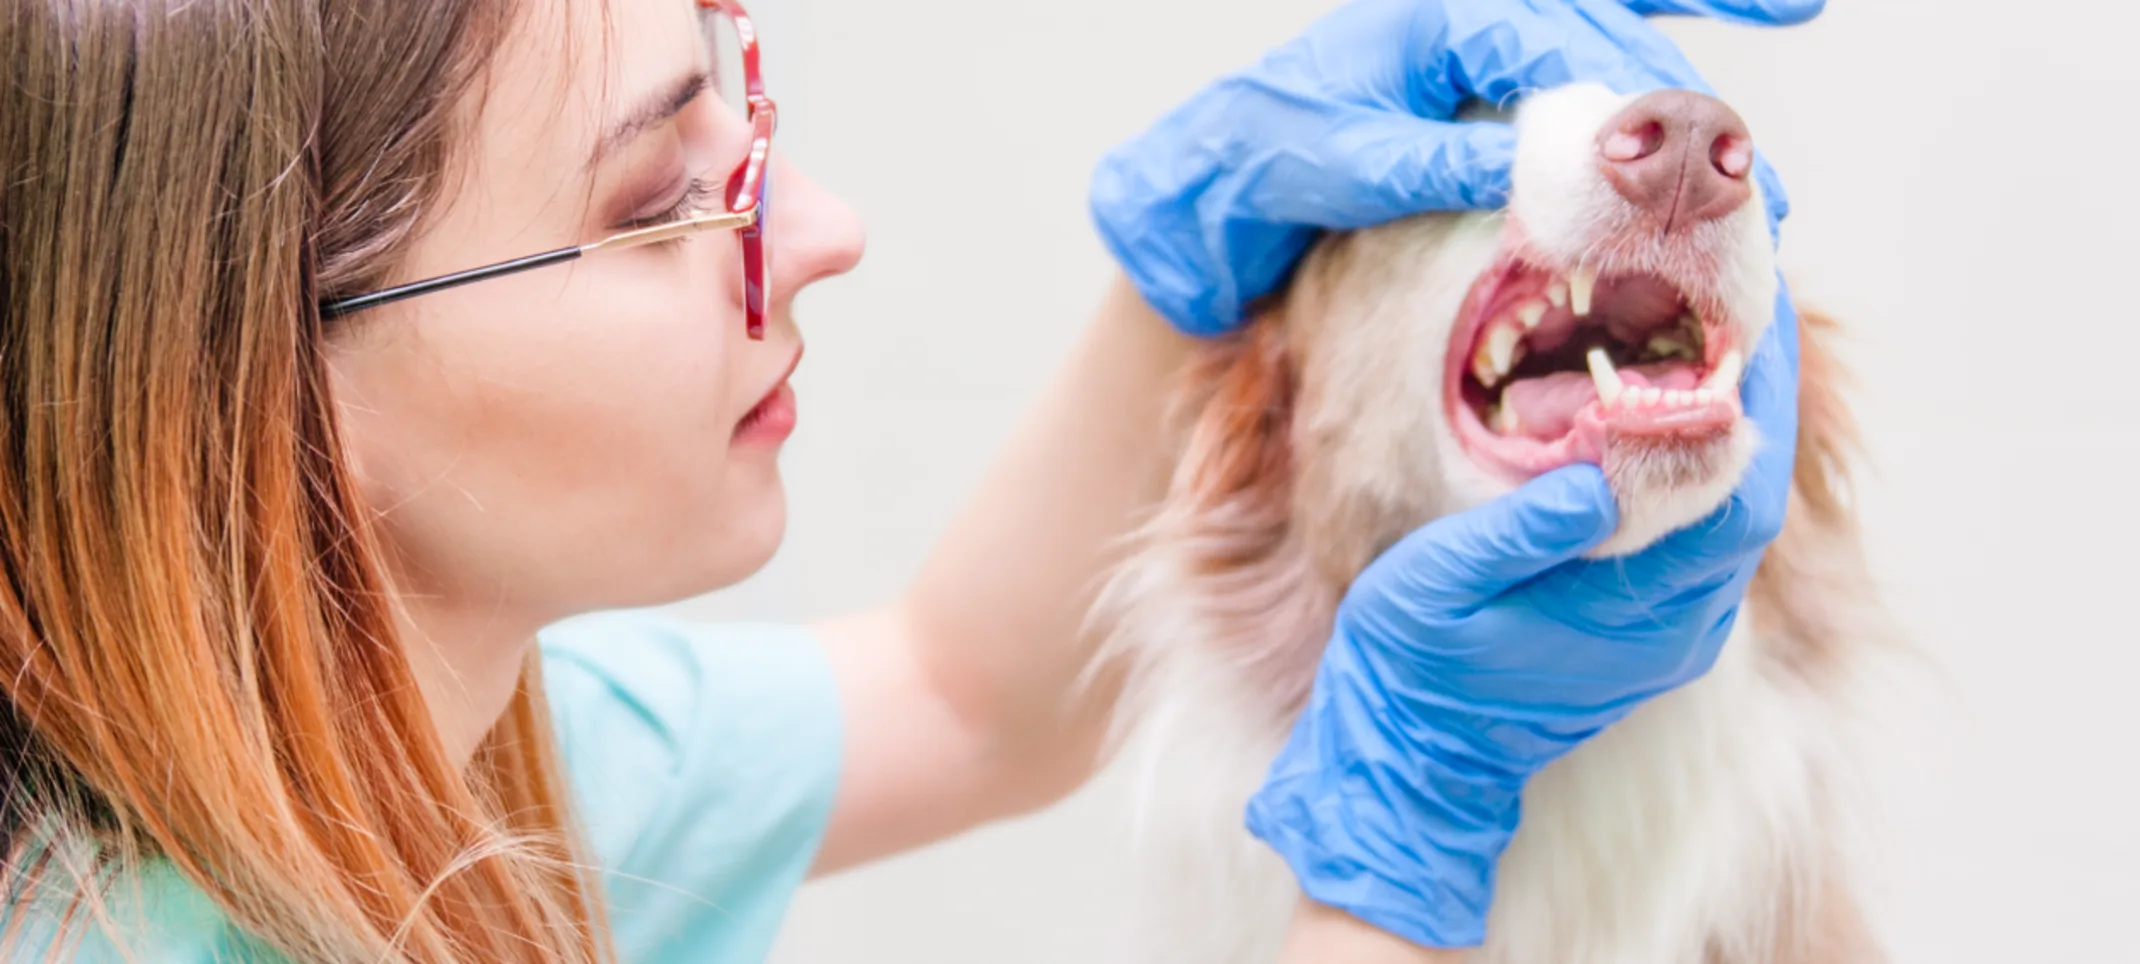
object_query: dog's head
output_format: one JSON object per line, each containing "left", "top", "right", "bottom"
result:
{"left": 1243, "top": 82, "right": 1779, "bottom": 565}
{"left": 1105, "top": 82, "right": 1796, "bottom": 707}
{"left": 1437, "top": 82, "right": 1777, "bottom": 554}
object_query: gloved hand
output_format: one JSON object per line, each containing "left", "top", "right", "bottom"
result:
{"left": 1242, "top": 281, "right": 1806, "bottom": 949}
{"left": 1087, "top": 0, "right": 1821, "bottom": 336}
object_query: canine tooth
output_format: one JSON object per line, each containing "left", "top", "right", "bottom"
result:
{"left": 1585, "top": 347, "right": 1624, "bottom": 406}
{"left": 1472, "top": 324, "right": 1523, "bottom": 386}
{"left": 1546, "top": 282, "right": 1568, "bottom": 308}
{"left": 1490, "top": 404, "right": 1522, "bottom": 435}
{"left": 1473, "top": 352, "right": 1499, "bottom": 388}
{"left": 1486, "top": 324, "right": 1523, "bottom": 377}
{"left": 1702, "top": 349, "right": 1745, "bottom": 391}
{"left": 1569, "top": 267, "right": 1597, "bottom": 316}
{"left": 1516, "top": 301, "right": 1547, "bottom": 330}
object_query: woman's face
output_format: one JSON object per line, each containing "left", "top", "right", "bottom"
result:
{"left": 326, "top": 0, "right": 863, "bottom": 624}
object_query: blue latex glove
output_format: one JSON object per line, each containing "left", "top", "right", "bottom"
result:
{"left": 1241, "top": 282, "right": 1806, "bottom": 948}
{"left": 1087, "top": 0, "right": 1820, "bottom": 336}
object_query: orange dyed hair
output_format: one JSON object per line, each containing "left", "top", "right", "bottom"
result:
{"left": 0, "top": 2, "right": 608, "bottom": 960}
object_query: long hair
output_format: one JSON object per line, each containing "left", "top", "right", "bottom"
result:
{"left": 0, "top": 1, "right": 610, "bottom": 960}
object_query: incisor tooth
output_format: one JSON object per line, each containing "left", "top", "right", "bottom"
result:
{"left": 1585, "top": 347, "right": 1623, "bottom": 407}
{"left": 1665, "top": 389, "right": 1688, "bottom": 406}
{"left": 1546, "top": 282, "right": 1568, "bottom": 308}
{"left": 1702, "top": 349, "right": 1745, "bottom": 392}
{"left": 1516, "top": 301, "right": 1547, "bottom": 330}
{"left": 1490, "top": 404, "right": 1522, "bottom": 436}
{"left": 1569, "top": 267, "right": 1597, "bottom": 316}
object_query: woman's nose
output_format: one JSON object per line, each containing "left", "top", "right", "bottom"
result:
{"left": 764, "top": 156, "right": 864, "bottom": 306}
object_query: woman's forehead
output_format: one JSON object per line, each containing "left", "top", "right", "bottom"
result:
{"left": 473, "top": 0, "right": 708, "bottom": 188}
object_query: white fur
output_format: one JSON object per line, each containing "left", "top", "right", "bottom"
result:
{"left": 1091, "top": 83, "right": 1883, "bottom": 964}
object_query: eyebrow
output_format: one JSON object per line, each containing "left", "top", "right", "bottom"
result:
{"left": 590, "top": 71, "right": 712, "bottom": 166}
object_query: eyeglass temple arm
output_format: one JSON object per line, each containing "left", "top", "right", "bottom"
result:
{"left": 318, "top": 208, "right": 756, "bottom": 318}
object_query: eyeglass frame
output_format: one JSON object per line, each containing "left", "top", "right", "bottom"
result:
{"left": 318, "top": 0, "right": 777, "bottom": 340}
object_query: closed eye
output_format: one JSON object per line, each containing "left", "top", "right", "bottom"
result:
{"left": 621, "top": 175, "right": 725, "bottom": 238}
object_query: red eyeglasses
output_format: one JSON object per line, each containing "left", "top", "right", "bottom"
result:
{"left": 321, "top": 0, "right": 777, "bottom": 339}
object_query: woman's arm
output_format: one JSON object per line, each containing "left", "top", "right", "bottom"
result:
{"left": 1278, "top": 900, "right": 1463, "bottom": 964}
{"left": 808, "top": 274, "right": 1192, "bottom": 872}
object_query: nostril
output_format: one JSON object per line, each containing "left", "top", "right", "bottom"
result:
{"left": 1602, "top": 120, "right": 1665, "bottom": 163}
{"left": 1712, "top": 134, "right": 1753, "bottom": 179}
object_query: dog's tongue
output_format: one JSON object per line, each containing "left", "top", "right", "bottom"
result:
{"left": 1500, "top": 364, "right": 1701, "bottom": 442}
{"left": 1500, "top": 372, "right": 1602, "bottom": 441}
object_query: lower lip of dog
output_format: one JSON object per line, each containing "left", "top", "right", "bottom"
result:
{"left": 733, "top": 381, "right": 796, "bottom": 444}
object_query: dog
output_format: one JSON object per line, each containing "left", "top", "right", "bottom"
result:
{"left": 1084, "top": 82, "right": 1899, "bottom": 964}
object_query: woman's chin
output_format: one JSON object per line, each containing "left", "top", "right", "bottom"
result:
{"left": 593, "top": 464, "right": 790, "bottom": 610}
{"left": 697, "top": 476, "right": 790, "bottom": 590}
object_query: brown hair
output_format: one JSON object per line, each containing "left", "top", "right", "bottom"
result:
{"left": 0, "top": 1, "right": 608, "bottom": 960}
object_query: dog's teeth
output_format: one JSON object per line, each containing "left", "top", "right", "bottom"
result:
{"left": 1641, "top": 387, "right": 1663, "bottom": 405}
{"left": 1516, "top": 301, "right": 1547, "bottom": 330}
{"left": 1665, "top": 389, "right": 1688, "bottom": 406}
{"left": 1702, "top": 349, "right": 1745, "bottom": 392}
{"left": 1647, "top": 334, "right": 1693, "bottom": 361}
{"left": 1692, "top": 388, "right": 1717, "bottom": 405}
{"left": 1489, "top": 404, "right": 1522, "bottom": 436}
{"left": 1585, "top": 347, "right": 1623, "bottom": 407}
{"left": 1488, "top": 324, "right": 1524, "bottom": 377}
{"left": 1546, "top": 282, "right": 1568, "bottom": 308}
{"left": 1569, "top": 267, "right": 1597, "bottom": 317}
{"left": 1473, "top": 324, "right": 1524, "bottom": 386}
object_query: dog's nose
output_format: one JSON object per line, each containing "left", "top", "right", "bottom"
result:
{"left": 1595, "top": 90, "right": 1753, "bottom": 232}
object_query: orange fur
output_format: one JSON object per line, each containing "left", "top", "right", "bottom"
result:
{"left": 1171, "top": 321, "right": 1297, "bottom": 570}
{"left": 1747, "top": 306, "right": 1873, "bottom": 682}
{"left": 1135, "top": 321, "right": 1335, "bottom": 719}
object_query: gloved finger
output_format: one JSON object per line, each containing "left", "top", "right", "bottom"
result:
{"left": 1738, "top": 280, "right": 1801, "bottom": 476}
{"left": 1753, "top": 150, "right": 1790, "bottom": 240}
{"left": 1531, "top": 533, "right": 1750, "bottom": 633}
{"left": 1426, "top": 0, "right": 1715, "bottom": 113}
{"left": 1434, "top": 0, "right": 1795, "bottom": 234}
{"left": 1237, "top": 112, "right": 1519, "bottom": 228}
{"left": 1618, "top": 0, "right": 1826, "bottom": 25}
{"left": 1364, "top": 464, "right": 1618, "bottom": 614}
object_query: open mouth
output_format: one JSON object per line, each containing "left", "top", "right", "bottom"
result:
{"left": 1445, "top": 258, "right": 1745, "bottom": 479}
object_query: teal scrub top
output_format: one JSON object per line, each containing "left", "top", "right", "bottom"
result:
{"left": 8, "top": 610, "right": 846, "bottom": 963}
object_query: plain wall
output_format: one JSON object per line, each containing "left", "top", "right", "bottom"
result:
{"left": 661, "top": 1, "right": 2140, "bottom": 961}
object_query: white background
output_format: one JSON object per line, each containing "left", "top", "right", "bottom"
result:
{"left": 664, "top": 1, "right": 2140, "bottom": 961}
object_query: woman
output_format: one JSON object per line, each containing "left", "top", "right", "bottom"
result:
{"left": 0, "top": 0, "right": 1817, "bottom": 961}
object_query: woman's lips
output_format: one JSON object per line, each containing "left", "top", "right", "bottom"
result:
{"left": 734, "top": 348, "right": 802, "bottom": 445}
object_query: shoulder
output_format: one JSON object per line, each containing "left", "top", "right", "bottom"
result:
{"left": 0, "top": 858, "right": 278, "bottom": 963}
{"left": 537, "top": 610, "right": 845, "bottom": 959}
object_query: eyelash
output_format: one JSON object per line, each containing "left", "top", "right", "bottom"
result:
{"left": 628, "top": 175, "right": 725, "bottom": 238}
